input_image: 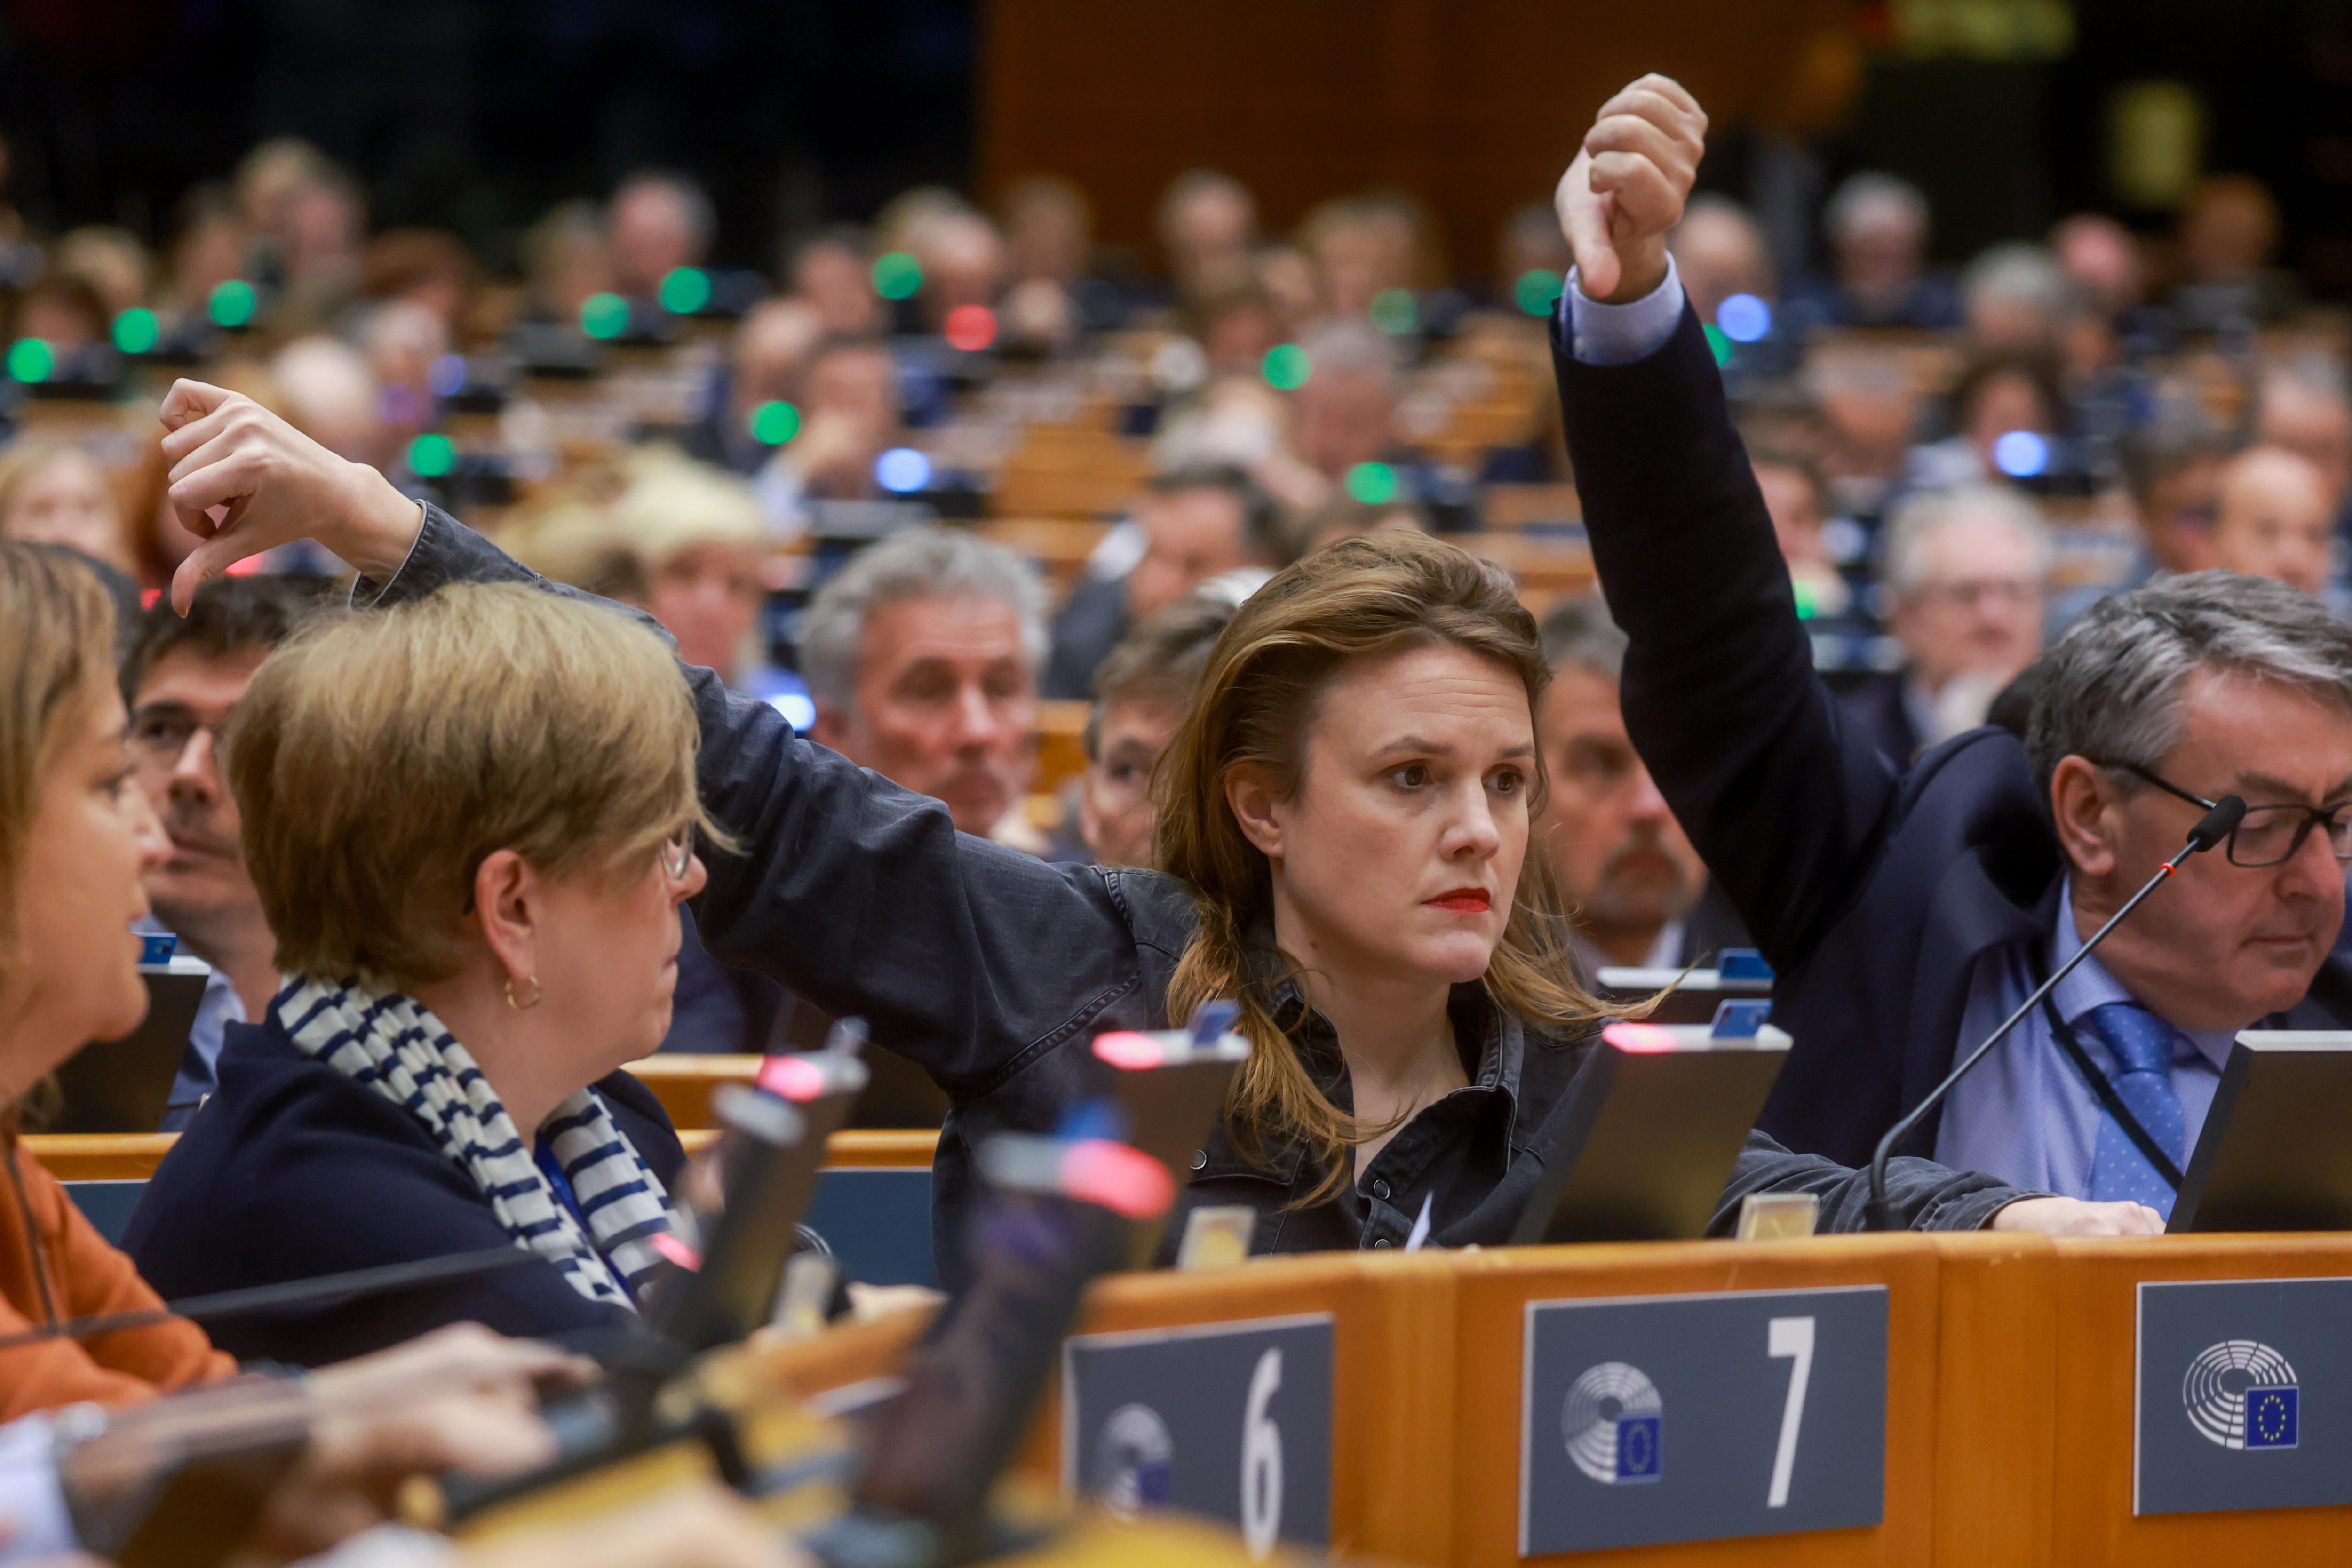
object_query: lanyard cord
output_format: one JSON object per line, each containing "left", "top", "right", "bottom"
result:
{"left": 2039, "top": 995, "right": 2185, "bottom": 1190}
{"left": 1, "top": 1139, "right": 61, "bottom": 1330}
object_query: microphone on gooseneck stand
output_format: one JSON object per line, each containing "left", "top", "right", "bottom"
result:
{"left": 1863, "top": 793, "right": 2247, "bottom": 1232}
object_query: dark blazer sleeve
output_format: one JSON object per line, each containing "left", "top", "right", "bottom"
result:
{"left": 1552, "top": 307, "right": 1906, "bottom": 973}
{"left": 362, "top": 509, "right": 1154, "bottom": 1092}
{"left": 1711, "top": 1130, "right": 2033, "bottom": 1235}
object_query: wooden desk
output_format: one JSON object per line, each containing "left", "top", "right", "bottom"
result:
{"left": 1021, "top": 1251, "right": 1458, "bottom": 1566}
{"left": 624, "top": 1054, "right": 760, "bottom": 1130}
{"left": 1035, "top": 700, "right": 1091, "bottom": 794}
{"left": 29, "top": 1126, "right": 940, "bottom": 1183}
{"left": 1449, "top": 1235, "right": 1940, "bottom": 1568}
{"left": 2045, "top": 1235, "right": 2352, "bottom": 1566}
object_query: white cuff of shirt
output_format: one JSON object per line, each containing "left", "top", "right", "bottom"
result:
{"left": 0, "top": 1415, "right": 76, "bottom": 1564}
{"left": 1560, "top": 253, "right": 1687, "bottom": 367}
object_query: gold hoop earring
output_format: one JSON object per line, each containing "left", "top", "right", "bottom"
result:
{"left": 504, "top": 975, "right": 542, "bottom": 1011}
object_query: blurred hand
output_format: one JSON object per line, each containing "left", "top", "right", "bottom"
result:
{"left": 158, "top": 378, "right": 427, "bottom": 613}
{"left": 1554, "top": 74, "right": 1708, "bottom": 304}
{"left": 1990, "top": 1196, "right": 2168, "bottom": 1237}
{"left": 457, "top": 1485, "right": 810, "bottom": 1568}
{"left": 308, "top": 1323, "right": 593, "bottom": 1417}
{"left": 246, "top": 1326, "right": 596, "bottom": 1562}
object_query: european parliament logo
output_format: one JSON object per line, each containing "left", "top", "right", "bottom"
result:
{"left": 1093, "top": 1402, "right": 1175, "bottom": 1515}
{"left": 1563, "top": 1362, "right": 1664, "bottom": 1484}
{"left": 2183, "top": 1340, "right": 2299, "bottom": 1452}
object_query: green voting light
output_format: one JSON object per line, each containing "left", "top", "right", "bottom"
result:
{"left": 1792, "top": 576, "right": 1819, "bottom": 620}
{"left": 659, "top": 266, "right": 712, "bottom": 315}
{"left": 407, "top": 433, "right": 455, "bottom": 478}
{"left": 1262, "top": 343, "right": 1311, "bottom": 390}
{"left": 748, "top": 399, "right": 802, "bottom": 445}
{"left": 872, "top": 251, "right": 923, "bottom": 301}
{"left": 6, "top": 339, "right": 50, "bottom": 383}
{"left": 1515, "top": 269, "right": 1564, "bottom": 317}
{"left": 209, "top": 280, "right": 257, "bottom": 329}
{"left": 1703, "top": 324, "right": 1734, "bottom": 367}
{"left": 111, "top": 308, "right": 159, "bottom": 356}
{"left": 1345, "top": 461, "right": 1399, "bottom": 505}
{"left": 1369, "top": 288, "right": 1417, "bottom": 335}
{"left": 580, "top": 292, "right": 629, "bottom": 340}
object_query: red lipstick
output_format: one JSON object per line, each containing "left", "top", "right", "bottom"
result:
{"left": 1427, "top": 887, "right": 1491, "bottom": 914}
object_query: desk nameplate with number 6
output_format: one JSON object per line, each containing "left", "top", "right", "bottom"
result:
{"left": 1519, "top": 1285, "right": 1887, "bottom": 1555}
{"left": 1060, "top": 1313, "right": 1333, "bottom": 1558}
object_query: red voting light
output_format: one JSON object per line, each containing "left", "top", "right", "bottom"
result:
{"left": 759, "top": 1054, "right": 828, "bottom": 1102}
{"left": 944, "top": 303, "right": 997, "bottom": 352}
{"left": 1603, "top": 1021, "right": 1683, "bottom": 1054}
{"left": 1061, "top": 1138, "right": 1177, "bottom": 1220}
{"left": 651, "top": 1230, "right": 702, "bottom": 1272}
{"left": 1091, "top": 1030, "right": 1165, "bottom": 1070}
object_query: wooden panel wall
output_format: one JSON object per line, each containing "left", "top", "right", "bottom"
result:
{"left": 977, "top": 0, "right": 1845, "bottom": 283}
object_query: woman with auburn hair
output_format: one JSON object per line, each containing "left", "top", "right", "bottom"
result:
{"left": 150, "top": 385, "right": 2160, "bottom": 1281}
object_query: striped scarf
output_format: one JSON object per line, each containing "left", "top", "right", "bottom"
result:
{"left": 275, "top": 980, "right": 674, "bottom": 1311}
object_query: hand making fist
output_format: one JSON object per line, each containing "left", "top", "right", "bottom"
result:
{"left": 1555, "top": 74, "right": 1708, "bottom": 305}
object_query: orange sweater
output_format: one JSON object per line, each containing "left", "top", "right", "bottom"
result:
{"left": 0, "top": 1139, "right": 234, "bottom": 1420}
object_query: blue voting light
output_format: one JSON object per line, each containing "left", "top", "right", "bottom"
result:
{"left": 876, "top": 448, "right": 931, "bottom": 493}
{"left": 1993, "top": 430, "right": 2050, "bottom": 478}
{"left": 1716, "top": 294, "right": 1772, "bottom": 342}
{"left": 427, "top": 354, "right": 468, "bottom": 398}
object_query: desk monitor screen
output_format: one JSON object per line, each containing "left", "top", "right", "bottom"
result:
{"left": 650, "top": 1047, "right": 868, "bottom": 1353}
{"left": 1509, "top": 1022, "right": 1791, "bottom": 1246}
{"left": 1593, "top": 966, "right": 1773, "bottom": 1026}
{"left": 2171, "top": 1031, "right": 2352, "bottom": 1233}
{"left": 1091, "top": 1027, "right": 1250, "bottom": 1176}
{"left": 56, "top": 957, "right": 210, "bottom": 1133}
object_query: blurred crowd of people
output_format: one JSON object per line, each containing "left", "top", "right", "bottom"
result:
{"left": 3, "top": 128, "right": 2349, "bottom": 1029}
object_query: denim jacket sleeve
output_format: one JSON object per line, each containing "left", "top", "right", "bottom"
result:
{"left": 357, "top": 506, "right": 1159, "bottom": 1094}
{"left": 1711, "top": 1129, "right": 2037, "bottom": 1235}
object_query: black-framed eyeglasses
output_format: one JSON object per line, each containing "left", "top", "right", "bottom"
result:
{"left": 2110, "top": 763, "right": 2352, "bottom": 868}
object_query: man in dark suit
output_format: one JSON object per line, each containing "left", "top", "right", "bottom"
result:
{"left": 1546, "top": 77, "right": 2352, "bottom": 1215}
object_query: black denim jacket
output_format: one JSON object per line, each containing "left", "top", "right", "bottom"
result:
{"left": 365, "top": 508, "right": 2038, "bottom": 1284}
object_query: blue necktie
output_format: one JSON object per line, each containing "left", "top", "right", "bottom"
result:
{"left": 2079, "top": 1001, "right": 2187, "bottom": 1215}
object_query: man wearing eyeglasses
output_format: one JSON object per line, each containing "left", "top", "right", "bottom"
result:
{"left": 1531, "top": 76, "right": 2352, "bottom": 1218}
{"left": 120, "top": 575, "right": 330, "bottom": 1126}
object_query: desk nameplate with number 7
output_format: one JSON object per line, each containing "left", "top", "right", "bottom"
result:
{"left": 1520, "top": 1285, "right": 1887, "bottom": 1555}
{"left": 1061, "top": 1314, "right": 1333, "bottom": 1558}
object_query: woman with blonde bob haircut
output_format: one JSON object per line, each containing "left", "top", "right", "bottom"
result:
{"left": 150, "top": 361, "right": 2157, "bottom": 1279}
{"left": 127, "top": 582, "right": 713, "bottom": 1366}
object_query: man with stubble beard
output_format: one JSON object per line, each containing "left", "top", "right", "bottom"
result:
{"left": 1536, "top": 597, "right": 1750, "bottom": 976}
{"left": 121, "top": 576, "right": 331, "bottom": 1125}
{"left": 801, "top": 525, "right": 1050, "bottom": 852}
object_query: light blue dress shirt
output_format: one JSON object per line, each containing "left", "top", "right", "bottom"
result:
{"left": 133, "top": 918, "right": 247, "bottom": 1127}
{"left": 1934, "top": 882, "right": 2233, "bottom": 1198}
{"left": 1559, "top": 254, "right": 1686, "bottom": 365}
